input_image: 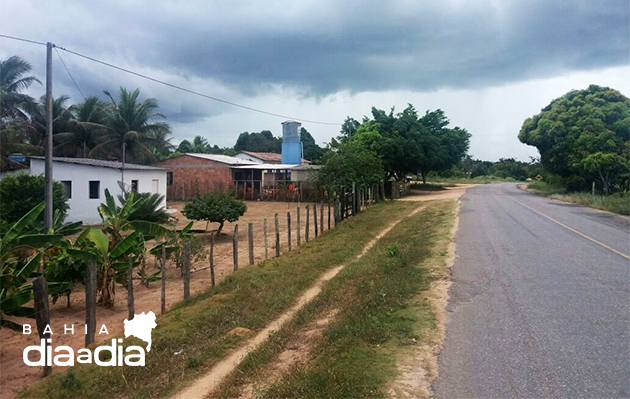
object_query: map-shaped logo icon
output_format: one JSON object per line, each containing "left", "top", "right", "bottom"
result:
{"left": 123, "top": 311, "right": 157, "bottom": 352}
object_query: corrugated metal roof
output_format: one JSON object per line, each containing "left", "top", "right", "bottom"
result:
{"left": 30, "top": 156, "right": 166, "bottom": 170}
{"left": 184, "top": 153, "right": 257, "bottom": 165}
{"left": 236, "top": 151, "right": 312, "bottom": 164}
{"left": 233, "top": 163, "right": 298, "bottom": 170}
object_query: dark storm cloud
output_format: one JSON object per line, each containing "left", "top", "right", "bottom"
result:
{"left": 1, "top": 0, "right": 628, "bottom": 111}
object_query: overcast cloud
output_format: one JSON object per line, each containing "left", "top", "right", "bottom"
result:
{"left": 1, "top": 0, "right": 628, "bottom": 161}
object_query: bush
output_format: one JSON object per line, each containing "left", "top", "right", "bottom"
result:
{"left": 117, "top": 191, "right": 169, "bottom": 223}
{"left": 0, "top": 173, "right": 68, "bottom": 229}
{"left": 182, "top": 191, "right": 247, "bottom": 234}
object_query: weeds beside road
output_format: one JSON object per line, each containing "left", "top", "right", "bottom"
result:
{"left": 526, "top": 181, "right": 629, "bottom": 215}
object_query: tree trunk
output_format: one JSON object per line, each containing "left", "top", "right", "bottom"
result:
{"left": 421, "top": 172, "right": 427, "bottom": 184}
{"left": 217, "top": 220, "right": 225, "bottom": 235}
{"left": 66, "top": 292, "right": 71, "bottom": 308}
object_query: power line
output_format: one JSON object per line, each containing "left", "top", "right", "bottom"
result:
{"left": 54, "top": 47, "right": 86, "bottom": 101}
{"left": 56, "top": 46, "right": 340, "bottom": 126}
{"left": 1, "top": 33, "right": 340, "bottom": 125}
{"left": 0, "top": 33, "right": 46, "bottom": 46}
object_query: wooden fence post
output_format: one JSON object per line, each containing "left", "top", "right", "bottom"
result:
{"left": 297, "top": 207, "right": 301, "bottom": 246}
{"left": 328, "top": 202, "right": 331, "bottom": 230}
{"left": 334, "top": 199, "right": 340, "bottom": 225}
{"left": 305, "top": 205, "right": 310, "bottom": 242}
{"left": 263, "top": 218, "right": 269, "bottom": 259}
{"left": 160, "top": 247, "right": 166, "bottom": 315}
{"left": 233, "top": 224, "right": 239, "bottom": 271}
{"left": 313, "top": 203, "right": 318, "bottom": 237}
{"left": 275, "top": 213, "right": 280, "bottom": 257}
{"left": 127, "top": 257, "right": 135, "bottom": 321}
{"left": 33, "top": 277, "right": 51, "bottom": 376}
{"left": 85, "top": 260, "right": 97, "bottom": 346}
{"left": 183, "top": 239, "right": 191, "bottom": 299}
{"left": 320, "top": 202, "right": 324, "bottom": 233}
{"left": 248, "top": 222, "right": 254, "bottom": 265}
{"left": 352, "top": 182, "right": 357, "bottom": 216}
{"left": 287, "top": 212, "right": 292, "bottom": 251}
{"left": 210, "top": 233, "right": 216, "bottom": 287}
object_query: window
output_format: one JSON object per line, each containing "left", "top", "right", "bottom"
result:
{"left": 61, "top": 181, "right": 72, "bottom": 199}
{"left": 152, "top": 179, "right": 159, "bottom": 193}
{"left": 167, "top": 172, "right": 174, "bottom": 186}
{"left": 89, "top": 181, "right": 100, "bottom": 199}
{"left": 131, "top": 180, "right": 139, "bottom": 193}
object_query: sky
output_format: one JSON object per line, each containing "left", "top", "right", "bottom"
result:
{"left": 1, "top": 0, "right": 628, "bottom": 161}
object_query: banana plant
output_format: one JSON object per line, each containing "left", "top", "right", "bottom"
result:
{"left": 0, "top": 202, "right": 67, "bottom": 330}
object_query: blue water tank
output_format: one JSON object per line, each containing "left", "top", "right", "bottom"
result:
{"left": 281, "top": 121, "right": 302, "bottom": 165}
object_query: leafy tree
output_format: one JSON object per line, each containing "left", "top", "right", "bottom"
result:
{"left": 300, "top": 127, "right": 323, "bottom": 162}
{"left": 192, "top": 135, "right": 210, "bottom": 153}
{"left": 318, "top": 140, "right": 384, "bottom": 192}
{"left": 0, "top": 174, "right": 69, "bottom": 229}
{"left": 519, "top": 85, "right": 630, "bottom": 191}
{"left": 182, "top": 191, "right": 247, "bottom": 234}
{"left": 234, "top": 130, "right": 281, "bottom": 153}
{"left": 91, "top": 87, "right": 172, "bottom": 164}
{"left": 177, "top": 139, "right": 194, "bottom": 153}
{"left": 339, "top": 117, "right": 360, "bottom": 141}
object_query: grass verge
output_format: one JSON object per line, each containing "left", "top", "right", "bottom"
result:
{"left": 18, "top": 201, "right": 421, "bottom": 399}
{"left": 526, "top": 182, "right": 629, "bottom": 215}
{"left": 213, "top": 199, "right": 457, "bottom": 398}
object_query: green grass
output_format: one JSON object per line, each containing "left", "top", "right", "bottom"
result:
{"left": 527, "top": 182, "right": 629, "bottom": 215}
{"left": 18, "top": 201, "right": 421, "bottom": 399}
{"left": 214, "top": 200, "right": 458, "bottom": 398}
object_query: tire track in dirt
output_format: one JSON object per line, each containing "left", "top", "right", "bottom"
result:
{"left": 171, "top": 205, "right": 426, "bottom": 399}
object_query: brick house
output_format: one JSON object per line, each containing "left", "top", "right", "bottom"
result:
{"left": 157, "top": 153, "right": 255, "bottom": 200}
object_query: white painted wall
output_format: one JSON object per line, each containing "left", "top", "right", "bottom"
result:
{"left": 30, "top": 159, "right": 167, "bottom": 225}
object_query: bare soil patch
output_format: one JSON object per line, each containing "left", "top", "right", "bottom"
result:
{"left": 0, "top": 200, "right": 325, "bottom": 399}
{"left": 399, "top": 184, "right": 475, "bottom": 202}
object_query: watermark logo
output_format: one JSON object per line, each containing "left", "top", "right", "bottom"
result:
{"left": 22, "top": 311, "right": 156, "bottom": 367}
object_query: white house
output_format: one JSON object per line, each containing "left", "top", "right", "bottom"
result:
{"left": 29, "top": 157, "right": 167, "bottom": 225}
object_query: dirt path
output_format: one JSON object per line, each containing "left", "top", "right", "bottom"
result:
{"left": 0, "top": 200, "right": 325, "bottom": 399}
{"left": 171, "top": 205, "right": 427, "bottom": 399}
{"left": 399, "top": 184, "right": 476, "bottom": 202}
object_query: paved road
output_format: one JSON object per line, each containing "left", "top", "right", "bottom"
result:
{"left": 433, "top": 183, "right": 630, "bottom": 399}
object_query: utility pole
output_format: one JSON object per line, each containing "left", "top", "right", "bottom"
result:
{"left": 44, "top": 42, "right": 54, "bottom": 232}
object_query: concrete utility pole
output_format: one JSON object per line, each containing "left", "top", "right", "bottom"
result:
{"left": 44, "top": 42, "right": 54, "bottom": 231}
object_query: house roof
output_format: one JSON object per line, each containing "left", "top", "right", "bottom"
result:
{"left": 233, "top": 163, "right": 298, "bottom": 170}
{"left": 183, "top": 153, "right": 257, "bottom": 165}
{"left": 237, "top": 151, "right": 312, "bottom": 164}
{"left": 30, "top": 156, "right": 166, "bottom": 170}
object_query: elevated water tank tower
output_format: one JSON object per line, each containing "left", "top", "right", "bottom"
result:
{"left": 281, "top": 120, "right": 302, "bottom": 165}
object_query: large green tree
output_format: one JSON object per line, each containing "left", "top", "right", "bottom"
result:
{"left": 318, "top": 140, "right": 384, "bottom": 191}
{"left": 519, "top": 85, "right": 630, "bottom": 191}
{"left": 234, "top": 130, "right": 281, "bottom": 153}
{"left": 54, "top": 96, "right": 109, "bottom": 158}
{"left": 300, "top": 127, "right": 323, "bottom": 162}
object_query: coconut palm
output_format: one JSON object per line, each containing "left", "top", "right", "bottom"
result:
{"left": 25, "top": 94, "right": 74, "bottom": 148}
{"left": 0, "top": 56, "right": 41, "bottom": 121}
{"left": 54, "top": 96, "right": 108, "bottom": 157}
{"left": 90, "top": 87, "right": 171, "bottom": 164}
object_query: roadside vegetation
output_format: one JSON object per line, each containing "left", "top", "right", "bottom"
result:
{"left": 18, "top": 201, "right": 420, "bottom": 399}
{"left": 526, "top": 181, "right": 629, "bottom": 215}
{"left": 213, "top": 200, "right": 457, "bottom": 398}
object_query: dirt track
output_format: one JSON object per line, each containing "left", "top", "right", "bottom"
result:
{"left": 0, "top": 200, "right": 327, "bottom": 399}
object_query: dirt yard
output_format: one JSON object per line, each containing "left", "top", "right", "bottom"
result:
{"left": 0, "top": 199, "right": 331, "bottom": 399}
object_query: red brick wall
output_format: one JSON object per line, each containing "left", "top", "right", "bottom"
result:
{"left": 157, "top": 155, "right": 234, "bottom": 199}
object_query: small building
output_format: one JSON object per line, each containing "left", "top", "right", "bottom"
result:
{"left": 234, "top": 151, "right": 311, "bottom": 165}
{"left": 29, "top": 157, "right": 167, "bottom": 225}
{"left": 156, "top": 153, "right": 256, "bottom": 200}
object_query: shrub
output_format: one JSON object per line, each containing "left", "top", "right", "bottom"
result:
{"left": 117, "top": 191, "right": 169, "bottom": 223}
{"left": 182, "top": 191, "right": 247, "bottom": 234}
{"left": 0, "top": 173, "right": 68, "bottom": 229}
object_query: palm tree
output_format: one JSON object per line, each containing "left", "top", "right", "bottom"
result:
{"left": 26, "top": 94, "right": 74, "bottom": 148}
{"left": 54, "top": 96, "right": 108, "bottom": 157}
{"left": 192, "top": 135, "right": 210, "bottom": 153}
{"left": 0, "top": 56, "right": 41, "bottom": 121}
{"left": 90, "top": 87, "right": 171, "bottom": 164}
{"left": 0, "top": 56, "right": 42, "bottom": 168}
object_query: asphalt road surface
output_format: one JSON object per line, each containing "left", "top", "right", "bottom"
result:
{"left": 433, "top": 183, "right": 630, "bottom": 399}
